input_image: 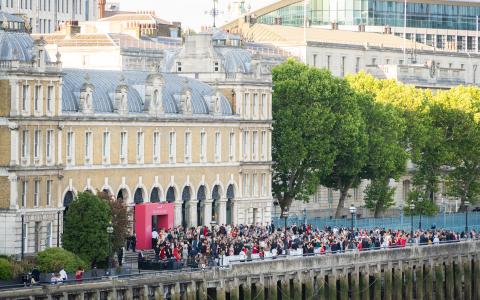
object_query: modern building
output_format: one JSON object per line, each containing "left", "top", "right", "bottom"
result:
{"left": 0, "top": 14, "right": 275, "bottom": 256}
{"left": 224, "top": 0, "right": 480, "bottom": 53}
{"left": 0, "top": 0, "right": 98, "bottom": 33}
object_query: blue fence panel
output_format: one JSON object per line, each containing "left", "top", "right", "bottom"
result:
{"left": 272, "top": 211, "right": 480, "bottom": 232}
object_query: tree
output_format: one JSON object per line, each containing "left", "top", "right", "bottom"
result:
{"left": 363, "top": 179, "right": 396, "bottom": 217}
{"left": 271, "top": 59, "right": 338, "bottom": 212}
{"left": 97, "top": 191, "right": 129, "bottom": 252}
{"left": 62, "top": 192, "right": 111, "bottom": 265}
{"left": 36, "top": 248, "right": 87, "bottom": 273}
{"left": 403, "top": 190, "right": 439, "bottom": 216}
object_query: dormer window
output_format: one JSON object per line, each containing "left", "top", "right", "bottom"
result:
{"left": 214, "top": 61, "right": 219, "bottom": 72}
{"left": 153, "top": 89, "right": 160, "bottom": 105}
{"left": 176, "top": 62, "right": 182, "bottom": 72}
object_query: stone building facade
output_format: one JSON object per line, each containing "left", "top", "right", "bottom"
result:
{"left": 0, "top": 15, "right": 274, "bottom": 256}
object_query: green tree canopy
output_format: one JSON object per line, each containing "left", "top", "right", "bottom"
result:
{"left": 62, "top": 192, "right": 111, "bottom": 265}
{"left": 97, "top": 191, "right": 129, "bottom": 251}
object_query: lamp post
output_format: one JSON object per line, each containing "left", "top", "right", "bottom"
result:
{"left": 303, "top": 208, "right": 307, "bottom": 226}
{"left": 349, "top": 205, "right": 356, "bottom": 240}
{"left": 20, "top": 211, "right": 25, "bottom": 260}
{"left": 56, "top": 210, "right": 61, "bottom": 247}
{"left": 106, "top": 222, "right": 114, "bottom": 274}
{"left": 282, "top": 209, "right": 289, "bottom": 233}
{"left": 210, "top": 218, "right": 217, "bottom": 239}
{"left": 465, "top": 201, "right": 470, "bottom": 237}
{"left": 409, "top": 203, "right": 415, "bottom": 236}
{"left": 418, "top": 196, "right": 423, "bottom": 230}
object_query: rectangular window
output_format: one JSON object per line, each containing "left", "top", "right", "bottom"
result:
{"left": 200, "top": 132, "right": 206, "bottom": 161}
{"left": 261, "top": 94, "right": 267, "bottom": 118}
{"left": 120, "top": 131, "right": 127, "bottom": 159}
{"left": 46, "top": 180, "right": 52, "bottom": 206}
{"left": 47, "top": 86, "right": 53, "bottom": 113}
{"left": 22, "top": 130, "right": 29, "bottom": 159}
{"left": 22, "top": 222, "right": 28, "bottom": 252}
{"left": 229, "top": 132, "right": 235, "bottom": 160}
{"left": 176, "top": 61, "right": 182, "bottom": 72}
{"left": 355, "top": 57, "right": 360, "bottom": 73}
{"left": 184, "top": 131, "right": 191, "bottom": 161}
{"left": 327, "top": 55, "right": 331, "bottom": 70}
{"left": 372, "top": 58, "right": 377, "bottom": 65}
{"left": 243, "top": 174, "right": 249, "bottom": 196}
{"left": 102, "top": 131, "right": 110, "bottom": 161}
{"left": 341, "top": 56, "right": 346, "bottom": 77}
{"left": 261, "top": 131, "right": 266, "bottom": 160}
{"left": 214, "top": 61, "right": 219, "bottom": 72}
{"left": 261, "top": 174, "right": 267, "bottom": 196}
{"left": 85, "top": 132, "right": 92, "bottom": 162}
{"left": 46, "top": 130, "right": 53, "bottom": 161}
{"left": 252, "top": 131, "right": 258, "bottom": 160}
{"left": 215, "top": 132, "right": 221, "bottom": 161}
{"left": 153, "top": 132, "right": 160, "bottom": 161}
{"left": 66, "top": 131, "right": 73, "bottom": 159}
{"left": 34, "top": 180, "right": 40, "bottom": 207}
{"left": 253, "top": 93, "right": 258, "bottom": 117}
{"left": 242, "top": 131, "right": 248, "bottom": 159}
{"left": 243, "top": 93, "right": 249, "bottom": 117}
{"left": 46, "top": 222, "right": 52, "bottom": 247}
{"left": 313, "top": 54, "right": 317, "bottom": 67}
{"left": 22, "top": 181, "right": 27, "bottom": 208}
{"left": 136, "top": 131, "right": 144, "bottom": 161}
{"left": 34, "top": 129, "right": 40, "bottom": 159}
{"left": 22, "top": 85, "right": 29, "bottom": 111}
{"left": 34, "top": 85, "right": 40, "bottom": 112}
{"left": 169, "top": 132, "right": 176, "bottom": 161}
{"left": 252, "top": 174, "right": 258, "bottom": 196}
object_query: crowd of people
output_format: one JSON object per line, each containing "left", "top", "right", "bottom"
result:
{"left": 136, "top": 223, "right": 476, "bottom": 269}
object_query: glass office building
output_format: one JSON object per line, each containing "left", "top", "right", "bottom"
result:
{"left": 257, "top": 0, "right": 480, "bottom": 31}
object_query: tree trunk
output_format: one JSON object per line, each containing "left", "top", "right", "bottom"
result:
{"left": 335, "top": 188, "right": 349, "bottom": 218}
{"left": 374, "top": 205, "right": 381, "bottom": 218}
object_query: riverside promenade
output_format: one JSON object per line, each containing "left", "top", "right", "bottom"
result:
{"left": 2, "top": 240, "right": 480, "bottom": 300}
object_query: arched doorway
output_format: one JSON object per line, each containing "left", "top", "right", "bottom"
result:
{"left": 166, "top": 187, "right": 176, "bottom": 203}
{"left": 212, "top": 185, "right": 221, "bottom": 223}
{"left": 134, "top": 188, "right": 144, "bottom": 204}
{"left": 181, "top": 187, "right": 191, "bottom": 228}
{"left": 226, "top": 184, "right": 235, "bottom": 225}
{"left": 63, "top": 191, "right": 74, "bottom": 217}
{"left": 150, "top": 187, "right": 160, "bottom": 203}
{"left": 197, "top": 186, "right": 206, "bottom": 226}
{"left": 117, "top": 188, "right": 128, "bottom": 202}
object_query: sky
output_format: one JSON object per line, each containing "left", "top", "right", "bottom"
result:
{"left": 117, "top": 0, "right": 277, "bottom": 31}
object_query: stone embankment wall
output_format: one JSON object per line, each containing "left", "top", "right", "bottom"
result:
{"left": 2, "top": 241, "right": 480, "bottom": 300}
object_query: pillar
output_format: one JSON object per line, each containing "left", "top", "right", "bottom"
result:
{"left": 424, "top": 265, "right": 433, "bottom": 300}
{"left": 384, "top": 267, "right": 392, "bottom": 300}
{"left": 281, "top": 278, "right": 290, "bottom": 300}
{"left": 339, "top": 273, "right": 348, "bottom": 300}
{"left": 473, "top": 259, "right": 480, "bottom": 300}
{"left": 304, "top": 272, "right": 314, "bottom": 300}
{"left": 256, "top": 279, "right": 265, "bottom": 300}
{"left": 218, "top": 199, "right": 227, "bottom": 225}
{"left": 454, "top": 261, "right": 463, "bottom": 299}
{"left": 243, "top": 278, "right": 252, "bottom": 300}
{"left": 435, "top": 264, "right": 445, "bottom": 300}
{"left": 315, "top": 273, "right": 326, "bottom": 300}
{"left": 77, "top": 292, "right": 85, "bottom": 300}
{"left": 171, "top": 283, "right": 181, "bottom": 300}
{"left": 188, "top": 200, "right": 198, "bottom": 228}
{"left": 373, "top": 271, "right": 382, "bottom": 300}
{"left": 404, "top": 266, "right": 413, "bottom": 300}
{"left": 465, "top": 259, "right": 472, "bottom": 300}
{"left": 230, "top": 280, "right": 240, "bottom": 300}
{"left": 216, "top": 281, "right": 226, "bottom": 300}
{"left": 155, "top": 284, "right": 164, "bottom": 300}
{"left": 415, "top": 266, "right": 424, "bottom": 300}
{"left": 199, "top": 281, "right": 207, "bottom": 300}
{"left": 293, "top": 275, "right": 302, "bottom": 300}
{"left": 107, "top": 289, "right": 116, "bottom": 300}
{"left": 204, "top": 199, "right": 213, "bottom": 226}
{"left": 186, "top": 282, "right": 196, "bottom": 300}
{"left": 327, "top": 273, "right": 337, "bottom": 300}
{"left": 125, "top": 288, "right": 132, "bottom": 300}
{"left": 360, "top": 271, "right": 370, "bottom": 300}
{"left": 445, "top": 261, "right": 454, "bottom": 300}
{"left": 174, "top": 202, "right": 182, "bottom": 227}
{"left": 268, "top": 276, "right": 278, "bottom": 300}
{"left": 8, "top": 175, "right": 18, "bottom": 209}
{"left": 393, "top": 268, "right": 402, "bottom": 300}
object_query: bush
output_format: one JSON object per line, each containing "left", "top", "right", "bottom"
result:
{"left": 36, "top": 248, "right": 87, "bottom": 273}
{"left": 0, "top": 258, "right": 13, "bottom": 280}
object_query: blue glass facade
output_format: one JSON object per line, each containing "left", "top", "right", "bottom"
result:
{"left": 256, "top": 0, "right": 480, "bottom": 31}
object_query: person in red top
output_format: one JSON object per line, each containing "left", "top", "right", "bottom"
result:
{"left": 252, "top": 244, "right": 259, "bottom": 254}
{"left": 75, "top": 267, "right": 84, "bottom": 281}
{"left": 357, "top": 241, "right": 363, "bottom": 251}
{"left": 159, "top": 246, "right": 166, "bottom": 260}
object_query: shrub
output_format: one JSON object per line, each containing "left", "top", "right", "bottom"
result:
{"left": 0, "top": 258, "right": 13, "bottom": 280}
{"left": 36, "top": 248, "right": 87, "bottom": 273}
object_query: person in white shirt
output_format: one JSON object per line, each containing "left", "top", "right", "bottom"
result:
{"left": 59, "top": 268, "right": 68, "bottom": 281}
{"left": 151, "top": 229, "right": 159, "bottom": 249}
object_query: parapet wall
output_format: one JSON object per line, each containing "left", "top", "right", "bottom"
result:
{"left": 2, "top": 241, "right": 480, "bottom": 299}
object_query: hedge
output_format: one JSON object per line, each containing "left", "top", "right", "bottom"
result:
{"left": 0, "top": 258, "right": 13, "bottom": 280}
{"left": 36, "top": 248, "right": 87, "bottom": 273}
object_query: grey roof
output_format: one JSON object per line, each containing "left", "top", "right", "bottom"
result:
{"left": 0, "top": 12, "right": 25, "bottom": 23}
{"left": 0, "top": 31, "right": 33, "bottom": 61}
{"left": 214, "top": 47, "right": 252, "bottom": 73}
{"left": 62, "top": 69, "right": 233, "bottom": 116}
{"left": 212, "top": 30, "right": 241, "bottom": 41}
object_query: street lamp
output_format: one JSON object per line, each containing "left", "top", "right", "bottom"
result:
{"left": 303, "top": 208, "right": 307, "bottom": 226}
{"left": 282, "top": 209, "right": 289, "bottom": 233}
{"left": 409, "top": 203, "right": 415, "bottom": 236}
{"left": 465, "top": 201, "right": 470, "bottom": 238}
{"left": 106, "top": 222, "right": 114, "bottom": 274}
{"left": 56, "top": 210, "right": 61, "bottom": 247}
{"left": 418, "top": 196, "right": 423, "bottom": 230}
{"left": 210, "top": 218, "right": 217, "bottom": 238}
{"left": 349, "top": 205, "right": 357, "bottom": 238}
{"left": 20, "top": 211, "right": 25, "bottom": 260}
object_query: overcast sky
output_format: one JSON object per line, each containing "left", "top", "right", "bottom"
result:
{"left": 117, "top": 0, "right": 277, "bottom": 30}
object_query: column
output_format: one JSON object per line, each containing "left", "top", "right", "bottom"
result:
{"left": 393, "top": 267, "right": 402, "bottom": 300}
{"left": 198, "top": 281, "right": 207, "bottom": 300}
{"left": 204, "top": 199, "right": 213, "bottom": 226}
{"left": 350, "top": 269, "right": 360, "bottom": 300}
{"left": 384, "top": 267, "right": 392, "bottom": 300}
{"left": 188, "top": 200, "right": 198, "bottom": 227}
{"left": 473, "top": 259, "right": 480, "bottom": 300}
{"left": 316, "top": 272, "right": 326, "bottom": 300}
{"left": 57, "top": 124, "right": 63, "bottom": 164}
{"left": 464, "top": 259, "right": 472, "bottom": 300}
{"left": 293, "top": 274, "right": 302, "bottom": 300}
{"left": 281, "top": 278, "right": 290, "bottom": 300}
{"left": 218, "top": 199, "right": 227, "bottom": 225}
{"left": 243, "top": 278, "right": 252, "bottom": 300}
{"left": 142, "top": 285, "right": 150, "bottom": 300}
{"left": 268, "top": 276, "right": 278, "bottom": 300}
{"left": 186, "top": 282, "right": 196, "bottom": 300}
{"left": 374, "top": 271, "right": 382, "bottom": 300}
{"left": 415, "top": 266, "right": 424, "bottom": 300}
{"left": 125, "top": 288, "right": 132, "bottom": 300}
{"left": 216, "top": 281, "right": 226, "bottom": 300}
{"left": 404, "top": 266, "right": 413, "bottom": 300}
{"left": 360, "top": 271, "right": 369, "bottom": 300}
{"left": 230, "top": 280, "right": 240, "bottom": 300}
{"left": 174, "top": 202, "right": 182, "bottom": 227}
{"left": 445, "top": 260, "right": 454, "bottom": 300}
{"left": 232, "top": 199, "right": 238, "bottom": 225}
{"left": 9, "top": 124, "right": 19, "bottom": 166}
{"left": 171, "top": 283, "right": 181, "bottom": 300}
{"left": 155, "top": 284, "right": 164, "bottom": 300}
{"left": 327, "top": 273, "right": 336, "bottom": 300}
{"left": 304, "top": 272, "right": 314, "bottom": 300}
{"left": 339, "top": 273, "right": 348, "bottom": 300}
{"left": 435, "top": 264, "right": 445, "bottom": 300}
{"left": 424, "top": 265, "right": 433, "bottom": 300}
{"left": 256, "top": 278, "right": 265, "bottom": 300}
{"left": 10, "top": 80, "right": 18, "bottom": 116}
{"left": 8, "top": 175, "right": 18, "bottom": 209}
{"left": 454, "top": 261, "right": 463, "bottom": 299}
